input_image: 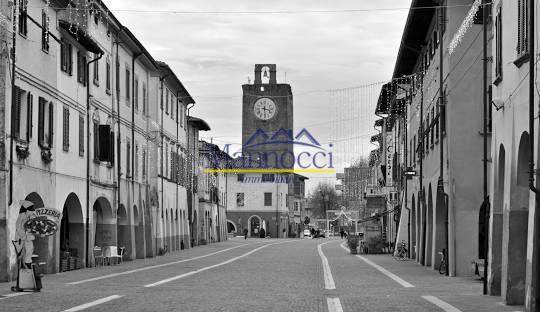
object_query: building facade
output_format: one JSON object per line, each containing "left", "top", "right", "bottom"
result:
{"left": 0, "top": 0, "right": 201, "bottom": 281}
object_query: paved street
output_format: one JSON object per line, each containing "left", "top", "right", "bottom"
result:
{"left": 0, "top": 238, "right": 525, "bottom": 312}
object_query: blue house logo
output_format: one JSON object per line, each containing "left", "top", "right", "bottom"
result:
{"left": 243, "top": 128, "right": 326, "bottom": 150}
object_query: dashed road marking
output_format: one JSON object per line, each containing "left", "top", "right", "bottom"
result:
{"left": 340, "top": 243, "right": 414, "bottom": 288}
{"left": 318, "top": 242, "right": 336, "bottom": 290}
{"left": 144, "top": 241, "right": 290, "bottom": 287}
{"left": 68, "top": 243, "right": 253, "bottom": 285}
{"left": 62, "top": 295, "right": 123, "bottom": 311}
{"left": 326, "top": 297, "right": 344, "bottom": 312}
{"left": 0, "top": 292, "right": 31, "bottom": 300}
{"left": 422, "top": 295, "right": 462, "bottom": 312}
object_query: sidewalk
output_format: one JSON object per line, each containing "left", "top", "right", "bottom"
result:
{"left": 355, "top": 252, "right": 525, "bottom": 312}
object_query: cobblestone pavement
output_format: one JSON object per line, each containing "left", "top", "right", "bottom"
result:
{"left": 0, "top": 238, "right": 526, "bottom": 311}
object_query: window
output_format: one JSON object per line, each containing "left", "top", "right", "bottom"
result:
{"left": 237, "top": 174, "right": 245, "bottom": 182}
{"left": 495, "top": 6, "right": 503, "bottom": 81}
{"left": 171, "top": 95, "right": 175, "bottom": 121}
{"left": 115, "top": 57, "right": 120, "bottom": 96}
{"left": 236, "top": 193, "right": 245, "bottom": 207}
{"left": 134, "top": 78, "right": 139, "bottom": 112}
{"left": 135, "top": 145, "right": 139, "bottom": 181}
{"left": 79, "top": 116, "right": 84, "bottom": 156}
{"left": 165, "top": 90, "right": 169, "bottom": 114}
{"left": 180, "top": 104, "right": 184, "bottom": 128}
{"left": 93, "top": 120, "right": 99, "bottom": 160}
{"left": 12, "top": 86, "right": 33, "bottom": 142}
{"left": 430, "top": 107, "right": 435, "bottom": 147}
{"left": 60, "top": 39, "right": 73, "bottom": 75}
{"left": 142, "top": 149, "right": 146, "bottom": 180}
{"left": 62, "top": 107, "right": 69, "bottom": 151}
{"left": 18, "top": 0, "right": 27, "bottom": 36}
{"left": 142, "top": 83, "right": 147, "bottom": 115}
{"left": 264, "top": 192, "right": 272, "bottom": 206}
{"left": 93, "top": 54, "right": 99, "bottom": 85}
{"left": 262, "top": 174, "right": 275, "bottom": 182}
{"left": 77, "top": 52, "right": 87, "bottom": 86}
{"left": 106, "top": 58, "right": 111, "bottom": 94}
{"left": 126, "top": 140, "right": 131, "bottom": 178}
{"left": 413, "top": 135, "right": 416, "bottom": 163}
{"left": 517, "top": 0, "right": 529, "bottom": 57}
{"left": 435, "top": 104, "right": 440, "bottom": 140}
{"left": 125, "top": 67, "right": 131, "bottom": 105}
{"left": 38, "top": 98, "right": 53, "bottom": 148}
{"left": 41, "top": 10, "right": 49, "bottom": 52}
{"left": 165, "top": 144, "right": 169, "bottom": 179}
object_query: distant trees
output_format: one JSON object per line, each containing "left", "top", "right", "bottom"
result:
{"left": 308, "top": 182, "right": 339, "bottom": 218}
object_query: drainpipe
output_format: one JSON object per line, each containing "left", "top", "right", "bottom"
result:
{"left": 482, "top": 0, "right": 490, "bottom": 294}
{"left": 436, "top": 6, "right": 450, "bottom": 276}
{"left": 114, "top": 27, "right": 126, "bottom": 254}
{"left": 527, "top": 0, "right": 540, "bottom": 308}
{"left": 85, "top": 52, "right": 103, "bottom": 267}
{"left": 419, "top": 72, "right": 425, "bottom": 265}
{"left": 158, "top": 74, "right": 168, "bottom": 252}
{"left": 9, "top": 1, "right": 17, "bottom": 206}
{"left": 529, "top": 0, "right": 539, "bottom": 195}
{"left": 175, "top": 92, "right": 179, "bottom": 248}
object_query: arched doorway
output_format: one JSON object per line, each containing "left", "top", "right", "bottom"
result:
{"left": 59, "top": 193, "right": 84, "bottom": 271}
{"left": 416, "top": 192, "right": 421, "bottom": 262}
{"left": 411, "top": 194, "right": 416, "bottom": 259}
{"left": 92, "top": 197, "right": 114, "bottom": 253}
{"left": 116, "top": 205, "right": 130, "bottom": 259}
{"left": 489, "top": 145, "right": 505, "bottom": 295}
{"left": 227, "top": 220, "right": 237, "bottom": 234}
{"left": 248, "top": 215, "right": 261, "bottom": 237}
{"left": 426, "top": 184, "right": 433, "bottom": 267}
{"left": 503, "top": 133, "right": 530, "bottom": 305}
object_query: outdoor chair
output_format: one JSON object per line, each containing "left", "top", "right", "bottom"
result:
{"left": 103, "top": 246, "right": 123, "bottom": 265}
{"left": 93, "top": 246, "right": 104, "bottom": 267}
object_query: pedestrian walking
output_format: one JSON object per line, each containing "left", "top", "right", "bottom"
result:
{"left": 340, "top": 229, "right": 344, "bottom": 239}
{"left": 244, "top": 228, "right": 248, "bottom": 240}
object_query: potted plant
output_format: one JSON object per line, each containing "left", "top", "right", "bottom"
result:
{"left": 347, "top": 235, "right": 359, "bottom": 254}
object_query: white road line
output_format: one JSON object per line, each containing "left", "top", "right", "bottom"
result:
{"left": 326, "top": 297, "right": 344, "bottom": 312}
{"left": 68, "top": 243, "right": 253, "bottom": 285}
{"left": 144, "top": 241, "right": 289, "bottom": 287}
{"left": 0, "top": 292, "right": 31, "bottom": 300}
{"left": 422, "top": 295, "right": 462, "bottom": 312}
{"left": 62, "top": 295, "right": 123, "bottom": 312}
{"left": 318, "top": 242, "right": 336, "bottom": 290}
{"left": 339, "top": 243, "right": 414, "bottom": 288}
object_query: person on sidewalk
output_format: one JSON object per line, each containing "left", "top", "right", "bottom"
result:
{"left": 243, "top": 228, "right": 248, "bottom": 240}
{"left": 340, "top": 229, "right": 344, "bottom": 239}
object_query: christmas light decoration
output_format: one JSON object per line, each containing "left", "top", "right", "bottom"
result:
{"left": 448, "top": 0, "right": 482, "bottom": 55}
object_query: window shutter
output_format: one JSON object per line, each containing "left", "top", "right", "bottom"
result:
{"left": 27, "top": 93, "right": 33, "bottom": 141}
{"left": 518, "top": 0, "right": 523, "bottom": 54}
{"left": 68, "top": 43, "right": 73, "bottom": 75}
{"left": 38, "top": 97, "right": 45, "bottom": 146}
{"left": 13, "top": 87, "right": 21, "bottom": 140}
{"left": 98, "top": 125, "right": 110, "bottom": 161}
{"left": 63, "top": 107, "right": 69, "bottom": 151}
{"left": 108, "top": 131, "right": 114, "bottom": 164}
{"left": 48, "top": 102, "right": 54, "bottom": 147}
{"left": 93, "top": 122, "right": 99, "bottom": 160}
{"left": 79, "top": 116, "right": 84, "bottom": 156}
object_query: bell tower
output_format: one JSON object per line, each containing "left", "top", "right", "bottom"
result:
{"left": 242, "top": 64, "right": 294, "bottom": 168}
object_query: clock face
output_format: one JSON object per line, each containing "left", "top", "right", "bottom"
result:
{"left": 253, "top": 98, "right": 277, "bottom": 120}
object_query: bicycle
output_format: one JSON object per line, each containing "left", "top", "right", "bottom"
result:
{"left": 393, "top": 240, "right": 408, "bottom": 261}
{"left": 438, "top": 249, "right": 447, "bottom": 275}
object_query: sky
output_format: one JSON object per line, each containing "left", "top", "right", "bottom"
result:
{"left": 101, "top": 0, "right": 411, "bottom": 192}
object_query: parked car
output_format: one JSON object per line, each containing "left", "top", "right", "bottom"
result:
{"left": 303, "top": 229, "right": 312, "bottom": 238}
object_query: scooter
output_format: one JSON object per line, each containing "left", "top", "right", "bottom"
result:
{"left": 10, "top": 240, "right": 43, "bottom": 292}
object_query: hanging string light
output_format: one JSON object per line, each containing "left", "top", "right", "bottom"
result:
{"left": 448, "top": 0, "right": 482, "bottom": 55}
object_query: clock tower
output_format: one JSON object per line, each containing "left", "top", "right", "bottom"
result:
{"left": 242, "top": 64, "right": 293, "bottom": 168}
